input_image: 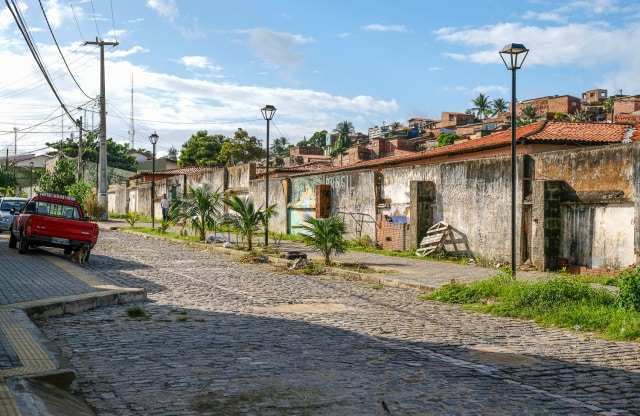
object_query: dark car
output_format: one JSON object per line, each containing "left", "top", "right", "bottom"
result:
{"left": 0, "top": 197, "right": 27, "bottom": 232}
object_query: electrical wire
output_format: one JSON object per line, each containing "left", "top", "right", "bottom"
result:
{"left": 38, "top": 0, "right": 92, "bottom": 100}
{"left": 69, "top": 0, "right": 85, "bottom": 41}
{"left": 89, "top": 0, "right": 101, "bottom": 40}
{"left": 109, "top": 0, "right": 117, "bottom": 43}
{"left": 5, "top": 0, "right": 77, "bottom": 125}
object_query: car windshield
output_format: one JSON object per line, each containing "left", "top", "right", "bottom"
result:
{"left": 0, "top": 200, "right": 26, "bottom": 212}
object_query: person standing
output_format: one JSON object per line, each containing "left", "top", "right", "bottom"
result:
{"left": 161, "top": 193, "right": 170, "bottom": 221}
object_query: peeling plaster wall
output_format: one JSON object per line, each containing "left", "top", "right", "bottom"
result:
{"left": 289, "top": 171, "right": 377, "bottom": 240}
{"left": 531, "top": 144, "right": 633, "bottom": 195}
{"left": 381, "top": 158, "right": 516, "bottom": 261}
{"left": 561, "top": 204, "right": 635, "bottom": 269}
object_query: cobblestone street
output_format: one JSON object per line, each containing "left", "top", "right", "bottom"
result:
{"left": 35, "top": 228, "right": 640, "bottom": 415}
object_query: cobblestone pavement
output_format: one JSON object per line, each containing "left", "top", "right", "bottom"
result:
{"left": 35, "top": 228, "right": 640, "bottom": 415}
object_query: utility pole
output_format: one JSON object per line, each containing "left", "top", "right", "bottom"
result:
{"left": 84, "top": 38, "right": 119, "bottom": 220}
{"left": 77, "top": 116, "right": 83, "bottom": 181}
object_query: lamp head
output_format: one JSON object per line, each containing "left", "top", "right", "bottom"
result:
{"left": 261, "top": 105, "right": 277, "bottom": 121}
{"left": 499, "top": 43, "right": 529, "bottom": 70}
{"left": 149, "top": 131, "right": 159, "bottom": 145}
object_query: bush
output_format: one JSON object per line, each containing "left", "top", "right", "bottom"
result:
{"left": 617, "top": 267, "right": 640, "bottom": 312}
{"left": 124, "top": 211, "right": 140, "bottom": 227}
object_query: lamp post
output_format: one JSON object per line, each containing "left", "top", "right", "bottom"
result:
{"left": 29, "top": 161, "right": 34, "bottom": 197}
{"left": 261, "top": 105, "right": 277, "bottom": 246}
{"left": 149, "top": 131, "right": 159, "bottom": 228}
{"left": 499, "top": 43, "right": 529, "bottom": 278}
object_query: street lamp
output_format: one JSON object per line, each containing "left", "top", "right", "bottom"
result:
{"left": 499, "top": 43, "right": 529, "bottom": 278}
{"left": 149, "top": 131, "right": 159, "bottom": 228}
{"left": 29, "top": 161, "right": 34, "bottom": 197}
{"left": 261, "top": 104, "right": 277, "bottom": 246}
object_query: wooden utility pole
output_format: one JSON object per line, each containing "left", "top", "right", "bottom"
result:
{"left": 83, "top": 38, "right": 119, "bottom": 219}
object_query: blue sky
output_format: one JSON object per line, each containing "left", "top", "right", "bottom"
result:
{"left": 1, "top": 0, "right": 639, "bottom": 157}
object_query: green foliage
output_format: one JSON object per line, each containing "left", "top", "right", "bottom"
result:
{"left": 38, "top": 159, "right": 76, "bottom": 194}
{"left": 46, "top": 133, "right": 137, "bottom": 171}
{"left": 124, "top": 211, "right": 141, "bottom": 226}
{"left": 271, "top": 137, "right": 290, "bottom": 157}
{"left": 570, "top": 109, "right": 590, "bottom": 122}
{"left": 517, "top": 104, "right": 538, "bottom": 126}
{"left": 170, "top": 184, "right": 223, "bottom": 241}
{"left": 617, "top": 268, "right": 640, "bottom": 312}
{"left": 83, "top": 192, "right": 107, "bottom": 221}
{"left": 125, "top": 305, "right": 148, "bottom": 318}
{"left": 0, "top": 170, "right": 16, "bottom": 188}
{"left": 178, "top": 131, "right": 228, "bottom": 168}
{"left": 491, "top": 98, "right": 508, "bottom": 115}
{"left": 222, "top": 193, "right": 268, "bottom": 251}
{"left": 66, "top": 181, "right": 93, "bottom": 206}
{"left": 217, "top": 128, "right": 264, "bottom": 166}
{"left": 424, "top": 275, "right": 640, "bottom": 341}
{"left": 436, "top": 133, "right": 459, "bottom": 147}
{"left": 333, "top": 121, "right": 354, "bottom": 149}
{"left": 471, "top": 93, "right": 491, "bottom": 119}
{"left": 159, "top": 218, "right": 173, "bottom": 234}
{"left": 299, "top": 215, "right": 347, "bottom": 265}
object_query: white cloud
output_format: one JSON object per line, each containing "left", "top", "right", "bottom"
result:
{"left": 180, "top": 56, "right": 222, "bottom": 72}
{"left": 146, "top": 0, "right": 178, "bottom": 19}
{"left": 362, "top": 24, "right": 408, "bottom": 33}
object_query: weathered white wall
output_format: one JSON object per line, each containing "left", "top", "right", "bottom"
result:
{"left": 561, "top": 204, "right": 635, "bottom": 269}
{"left": 381, "top": 158, "right": 516, "bottom": 261}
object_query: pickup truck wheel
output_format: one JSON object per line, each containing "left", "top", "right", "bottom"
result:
{"left": 8, "top": 233, "right": 17, "bottom": 249}
{"left": 18, "top": 234, "right": 29, "bottom": 254}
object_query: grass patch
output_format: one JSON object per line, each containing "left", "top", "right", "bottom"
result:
{"left": 423, "top": 273, "right": 640, "bottom": 341}
{"left": 125, "top": 305, "right": 148, "bottom": 319}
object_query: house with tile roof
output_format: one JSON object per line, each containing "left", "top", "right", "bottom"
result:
{"left": 110, "top": 120, "right": 640, "bottom": 273}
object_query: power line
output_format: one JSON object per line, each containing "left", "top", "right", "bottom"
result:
{"left": 5, "top": 0, "right": 77, "bottom": 125}
{"left": 38, "top": 0, "right": 92, "bottom": 99}
{"left": 69, "top": 0, "right": 85, "bottom": 41}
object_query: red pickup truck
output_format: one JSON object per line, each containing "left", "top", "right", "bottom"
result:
{"left": 9, "top": 192, "right": 99, "bottom": 261}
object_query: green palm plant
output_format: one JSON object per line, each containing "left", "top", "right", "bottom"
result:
{"left": 299, "top": 215, "right": 347, "bottom": 265}
{"left": 491, "top": 98, "right": 509, "bottom": 116}
{"left": 471, "top": 93, "right": 491, "bottom": 119}
{"left": 222, "top": 194, "right": 273, "bottom": 251}
{"left": 170, "top": 184, "right": 223, "bottom": 241}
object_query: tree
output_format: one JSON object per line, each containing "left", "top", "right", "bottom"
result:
{"left": 37, "top": 159, "right": 76, "bottom": 194}
{"left": 436, "top": 133, "right": 459, "bottom": 147}
{"left": 603, "top": 97, "right": 616, "bottom": 122}
{"left": 222, "top": 194, "right": 268, "bottom": 251}
{"left": 271, "top": 137, "right": 290, "bottom": 157}
{"left": 491, "top": 98, "right": 509, "bottom": 116}
{"left": 216, "top": 129, "right": 263, "bottom": 166}
{"left": 333, "top": 121, "right": 354, "bottom": 149}
{"left": 517, "top": 104, "right": 538, "bottom": 126}
{"left": 299, "top": 215, "right": 347, "bottom": 265}
{"left": 167, "top": 146, "right": 178, "bottom": 161}
{"left": 45, "top": 133, "right": 137, "bottom": 171}
{"left": 471, "top": 93, "right": 491, "bottom": 119}
{"left": 170, "top": 184, "right": 223, "bottom": 241}
{"left": 570, "top": 109, "right": 590, "bottom": 122}
{"left": 177, "top": 130, "right": 227, "bottom": 168}
{"left": 308, "top": 130, "right": 329, "bottom": 147}
{"left": 0, "top": 170, "right": 16, "bottom": 189}
{"left": 390, "top": 121, "right": 402, "bottom": 131}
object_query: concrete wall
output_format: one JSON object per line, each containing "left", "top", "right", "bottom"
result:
{"left": 380, "top": 157, "right": 518, "bottom": 262}
{"left": 107, "top": 141, "right": 640, "bottom": 271}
